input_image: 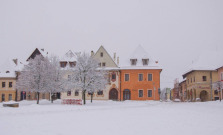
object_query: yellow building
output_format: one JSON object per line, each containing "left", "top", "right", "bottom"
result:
{"left": 0, "top": 59, "right": 17, "bottom": 102}
{"left": 183, "top": 70, "right": 218, "bottom": 101}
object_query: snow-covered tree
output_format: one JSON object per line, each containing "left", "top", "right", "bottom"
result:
{"left": 46, "top": 56, "right": 67, "bottom": 103}
{"left": 16, "top": 55, "right": 66, "bottom": 104}
{"left": 213, "top": 81, "right": 223, "bottom": 102}
{"left": 69, "top": 52, "right": 107, "bottom": 105}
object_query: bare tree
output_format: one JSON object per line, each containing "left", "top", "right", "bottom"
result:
{"left": 69, "top": 52, "right": 107, "bottom": 105}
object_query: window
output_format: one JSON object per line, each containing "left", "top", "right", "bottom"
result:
{"left": 112, "top": 73, "right": 116, "bottom": 80}
{"left": 142, "top": 59, "right": 149, "bottom": 65}
{"left": 102, "top": 62, "right": 106, "bottom": 67}
{"left": 194, "top": 77, "right": 195, "bottom": 82}
{"left": 139, "top": 90, "right": 143, "bottom": 97}
{"left": 98, "top": 63, "right": 101, "bottom": 67}
{"left": 221, "top": 72, "right": 223, "bottom": 81}
{"left": 125, "top": 74, "right": 129, "bottom": 81}
{"left": 148, "top": 90, "right": 152, "bottom": 97}
{"left": 214, "top": 90, "right": 218, "bottom": 95}
{"left": 148, "top": 74, "right": 152, "bottom": 81}
{"left": 188, "top": 79, "right": 189, "bottom": 84}
{"left": 8, "top": 94, "right": 12, "bottom": 101}
{"left": 97, "top": 90, "right": 103, "bottom": 95}
{"left": 75, "top": 90, "right": 79, "bottom": 96}
{"left": 42, "top": 93, "right": 45, "bottom": 99}
{"left": 69, "top": 62, "right": 76, "bottom": 67}
{"left": 2, "top": 82, "right": 5, "bottom": 88}
{"left": 9, "top": 82, "right": 12, "bottom": 88}
{"left": 67, "top": 91, "right": 71, "bottom": 96}
{"left": 2, "top": 94, "right": 5, "bottom": 101}
{"left": 130, "top": 59, "right": 137, "bottom": 65}
{"left": 60, "top": 62, "right": 67, "bottom": 68}
{"left": 202, "top": 76, "right": 207, "bottom": 81}
{"left": 191, "top": 78, "right": 192, "bottom": 83}
{"left": 100, "top": 52, "right": 103, "bottom": 57}
{"left": 88, "top": 92, "right": 92, "bottom": 95}
{"left": 138, "top": 74, "right": 143, "bottom": 81}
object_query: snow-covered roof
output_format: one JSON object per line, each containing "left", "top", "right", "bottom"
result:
{"left": 183, "top": 50, "right": 223, "bottom": 78}
{"left": 60, "top": 50, "right": 77, "bottom": 62}
{"left": 0, "top": 59, "right": 17, "bottom": 78}
{"left": 119, "top": 45, "right": 162, "bottom": 70}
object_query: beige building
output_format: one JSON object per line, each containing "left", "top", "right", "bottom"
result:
{"left": 61, "top": 46, "right": 120, "bottom": 100}
{"left": 183, "top": 70, "right": 218, "bottom": 102}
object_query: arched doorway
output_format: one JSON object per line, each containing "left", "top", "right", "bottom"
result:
{"left": 109, "top": 88, "right": 118, "bottom": 100}
{"left": 200, "top": 90, "right": 208, "bottom": 102}
{"left": 123, "top": 89, "right": 131, "bottom": 100}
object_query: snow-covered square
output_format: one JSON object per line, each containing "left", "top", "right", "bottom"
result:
{"left": 1, "top": 100, "right": 223, "bottom": 135}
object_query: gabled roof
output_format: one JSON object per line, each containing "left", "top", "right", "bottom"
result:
{"left": 60, "top": 50, "right": 76, "bottom": 62}
{"left": 93, "top": 45, "right": 118, "bottom": 68}
{"left": 120, "top": 45, "right": 161, "bottom": 70}
{"left": 26, "top": 48, "right": 48, "bottom": 61}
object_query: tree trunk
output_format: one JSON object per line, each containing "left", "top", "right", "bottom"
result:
{"left": 15, "top": 90, "right": 17, "bottom": 102}
{"left": 91, "top": 93, "right": 93, "bottom": 103}
{"left": 51, "top": 93, "right": 54, "bottom": 103}
{"left": 83, "top": 90, "right": 86, "bottom": 105}
{"left": 37, "top": 92, "right": 40, "bottom": 104}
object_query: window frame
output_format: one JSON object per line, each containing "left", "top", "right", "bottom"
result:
{"left": 148, "top": 73, "right": 153, "bottom": 81}
{"left": 97, "top": 90, "right": 103, "bottom": 95}
{"left": 148, "top": 90, "right": 152, "bottom": 97}
{"left": 202, "top": 76, "right": 207, "bottom": 81}
{"left": 138, "top": 89, "right": 143, "bottom": 97}
{"left": 124, "top": 73, "right": 130, "bottom": 82}
{"left": 67, "top": 91, "right": 71, "bottom": 96}
{"left": 100, "top": 52, "right": 103, "bottom": 57}
{"left": 75, "top": 90, "right": 79, "bottom": 96}
{"left": 9, "top": 82, "right": 13, "bottom": 88}
{"left": 2, "top": 82, "right": 5, "bottom": 88}
{"left": 138, "top": 73, "right": 143, "bottom": 81}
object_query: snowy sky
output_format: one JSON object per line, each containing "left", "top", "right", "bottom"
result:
{"left": 0, "top": 0, "right": 223, "bottom": 88}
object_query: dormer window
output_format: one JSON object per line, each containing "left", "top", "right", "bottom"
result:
{"left": 100, "top": 52, "right": 103, "bottom": 57}
{"left": 60, "top": 62, "right": 67, "bottom": 68}
{"left": 69, "top": 62, "right": 76, "bottom": 67}
{"left": 130, "top": 59, "right": 137, "bottom": 65}
{"left": 142, "top": 59, "right": 149, "bottom": 65}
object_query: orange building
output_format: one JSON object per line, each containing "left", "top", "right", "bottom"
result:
{"left": 119, "top": 46, "right": 162, "bottom": 101}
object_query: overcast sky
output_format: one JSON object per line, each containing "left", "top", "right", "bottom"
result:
{"left": 0, "top": 0, "right": 223, "bottom": 88}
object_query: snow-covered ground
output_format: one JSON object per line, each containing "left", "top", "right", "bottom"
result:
{"left": 1, "top": 100, "right": 223, "bottom": 135}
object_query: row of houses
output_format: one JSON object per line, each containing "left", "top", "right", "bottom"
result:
{"left": 171, "top": 51, "right": 223, "bottom": 102}
{"left": 0, "top": 45, "right": 162, "bottom": 102}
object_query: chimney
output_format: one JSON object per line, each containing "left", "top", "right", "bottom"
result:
{"left": 91, "top": 51, "right": 94, "bottom": 56}
{"left": 155, "top": 61, "right": 158, "bottom": 64}
{"left": 113, "top": 53, "right": 116, "bottom": 62}
{"left": 13, "top": 59, "right": 18, "bottom": 65}
{"left": 117, "top": 57, "right": 119, "bottom": 66}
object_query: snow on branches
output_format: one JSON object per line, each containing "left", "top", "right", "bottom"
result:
{"left": 16, "top": 55, "right": 65, "bottom": 104}
{"left": 69, "top": 52, "right": 107, "bottom": 104}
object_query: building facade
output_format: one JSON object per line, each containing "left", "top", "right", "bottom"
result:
{"left": 119, "top": 45, "right": 162, "bottom": 101}
{"left": 183, "top": 70, "right": 218, "bottom": 102}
